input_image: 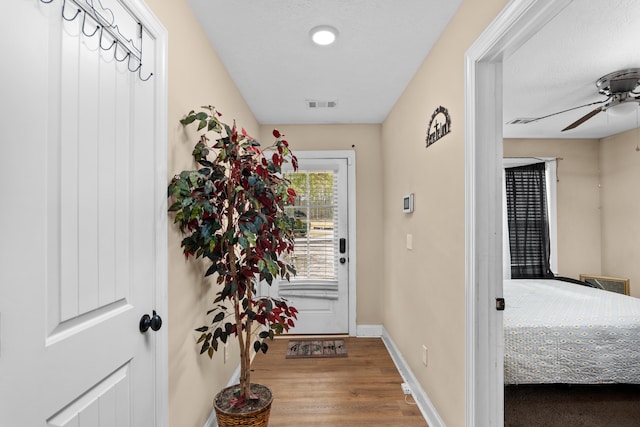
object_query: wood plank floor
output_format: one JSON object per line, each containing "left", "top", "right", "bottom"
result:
{"left": 250, "top": 337, "right": 428, "bottom": 427}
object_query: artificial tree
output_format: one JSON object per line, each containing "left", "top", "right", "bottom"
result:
{"left": 168, "top": 105, "right": 299, "bottom": 410}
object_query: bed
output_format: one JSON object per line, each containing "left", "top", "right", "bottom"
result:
{"left": 503, "top": 278, "right": 640, "bottom": 385}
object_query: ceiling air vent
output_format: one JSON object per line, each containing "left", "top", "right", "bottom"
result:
{"left": 306, "top": 100, "right": 337, "bottom": 109}
{"left": 506, "top": 118, "right": 538, "bottom": 125}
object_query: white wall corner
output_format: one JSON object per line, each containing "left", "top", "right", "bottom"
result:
{"left": 356, "top": 324, "right": 384, "bottom": 337}
{"left": 381, "top": 327, "right": 446, "bottom": 427}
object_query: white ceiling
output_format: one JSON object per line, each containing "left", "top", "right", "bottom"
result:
{"left": 186, "top": 0, "right": 462, "bottom": 124}
{"left": 504, "top": 0, "right": 640, "bottom": 139}
{"left": 187, "top": 0, "right": 640, "bottom": 139}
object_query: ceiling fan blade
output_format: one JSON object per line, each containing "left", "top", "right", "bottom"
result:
{"left": 525, "top": 98, "right": 610, "bottom": 123}
{"left": 561, "top": 106, "right": 604, "bottom": 131}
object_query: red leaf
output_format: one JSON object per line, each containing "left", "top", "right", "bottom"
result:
{"left": 272, "top": 129, "right": 281, "bottom": 138}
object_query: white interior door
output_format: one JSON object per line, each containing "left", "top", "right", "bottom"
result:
{"left": 0, "top": 1, "right": 166, "bottom": 426}
{"left": 269, "top": 156, "right": 350, "bottom": 334}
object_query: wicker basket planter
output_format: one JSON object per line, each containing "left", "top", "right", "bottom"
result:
{"left": 214, "top": 383, "right": 273, "bottom": 427}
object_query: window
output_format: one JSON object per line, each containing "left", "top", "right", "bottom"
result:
{"left": 283, "top": 170, "right": 338, "bottom": 280}
{"left": 504, "top": 162, "right": 554, "bottom": 279}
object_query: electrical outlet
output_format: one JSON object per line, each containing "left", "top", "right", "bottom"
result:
{"left": 401, "top": 383, "right": 412, "bottom": 395}
{"left": 422, "top": 345, "right": 428, "bottom": 366}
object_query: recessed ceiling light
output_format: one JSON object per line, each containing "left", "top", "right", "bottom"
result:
{"left": 310, "top": 25, "right": 338, "bottom": 46}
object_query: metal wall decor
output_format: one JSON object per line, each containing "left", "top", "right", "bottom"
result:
{"left": 426, "top": 106, "right": 451, "bottom": 147}
{"left": 40, "top": 0, "right": 153, "bottom": 81}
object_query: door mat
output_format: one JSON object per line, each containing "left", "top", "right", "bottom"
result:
{"left": 285, "top": 339, "right": 347, "bottom": 359}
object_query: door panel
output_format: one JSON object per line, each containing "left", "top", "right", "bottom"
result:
{"left": 0, "top": 1, "right": 163, "bottom": 425}
{"left": 47, "top": 363, "right": 131, "bottom": 427}
{"left": 272, "top": 158, "right": 349, "bottom": 334}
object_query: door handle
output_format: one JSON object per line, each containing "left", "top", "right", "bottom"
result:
{"left": 139, "top": 310, "right": 163, "bottom": 332}
{"left": 339, "top": 238, "right": 346, "bottom": 254}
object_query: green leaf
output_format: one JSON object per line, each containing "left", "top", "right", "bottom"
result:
{"left": 168, "top": 201, "right": 182, "bottom": 212}
{"left": 195, "top": 326, "right": 208, "bottom": 333}
{"left": 188, "top": 172, "right": 201, "bottom": 186}
{"left": 197, "top": 119, "right": 207, "bottom": 131}
{"left": 254, "top": 341, "right": 261, "bottom": 353}
{"left": 261, "top": 342, "right": 269, "bottom": 354}
{"left": 200, "top": 341, "right": 209, "bottom": 354}
{"left": 180, "top": 114, "right": 196, "bottom": 125}
{"left": 207, "top": 347, "right": 214, "bottom": 358}
{"left": 205, "top": 263, "right": 218, "bottom": 277}
{"left": 194, "top": 112, "right": 208, "bottom": 120}
{"left": 238, "top": 235, "right": 248, "bottom": 249}
{"left": 212, "top": 311, "right": 225, "bottom": 323}
{"left": 243, "top": 230, "right": 256, "bottom": 246}
{"left": 259, "top": 331, "right": 270, "bottom": 339}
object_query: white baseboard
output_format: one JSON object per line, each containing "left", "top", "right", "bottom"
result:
{"left": 204, "top": 408, "right": 217, "bottom": 427}
{"left": 204, "top": 364, "right": 240, "bottom": 427}
{"left": 356, "top": 324, "right": 384, "bottom": 337}
{"left": 381, "top": 327, "right": 446, "bottom": 427}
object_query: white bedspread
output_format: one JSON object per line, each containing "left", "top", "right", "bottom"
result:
{"left": 503, "top": 279, "right": 640, "bottom": 384}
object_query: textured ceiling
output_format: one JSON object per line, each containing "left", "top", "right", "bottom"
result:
{"left": 187, "top": 0, "right": 640, "bottom": 139}
{"left": 504, "top": 0, "right": 640, "bottom": 139}
{"left": 187, "top": 0, "right": 462, "bottom": 124}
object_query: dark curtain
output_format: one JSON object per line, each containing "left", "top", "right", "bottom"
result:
{"left": 505, "top": 162, "right": 554, "bottom": 279}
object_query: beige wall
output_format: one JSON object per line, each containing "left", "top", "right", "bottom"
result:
{"left": 504, "top": 138, "right": 602, "bottom": 278}
{"left": 147, "top": 2, "right": 385, "bottom": 425}
{"left": 600, "top": 129, "right": 640, "bottom": 297}
{"left": 146, "top": 1, "right": 259, "bottom": 426}
{"left": 380, "top": 1, "right": 508, "bottom": 426}
{"left": 258, "top": 125, "right": 384, "bottom": 324}
{"left": 504, "top": 133, "right": 640, "bottom": 298}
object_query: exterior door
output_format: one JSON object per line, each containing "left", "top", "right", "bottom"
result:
{"left": 272, "top": 156, "right": 350, "bottom": 334}
{"left": 0, "top": 1, "right": 166, "bottom": 426}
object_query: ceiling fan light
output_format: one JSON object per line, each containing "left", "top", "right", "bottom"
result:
{"left": 310, "top": 25, "right": 338, "bottom": 46}
{"left": 607, "top": 101, "right": 638, "bottom": 116}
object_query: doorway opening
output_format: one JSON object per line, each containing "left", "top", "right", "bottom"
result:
{"left": 464, "top": 1, "right": 572, "bottom": 426}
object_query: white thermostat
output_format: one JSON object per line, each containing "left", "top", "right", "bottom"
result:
{"left": 403, "top": 193, "right": 414, "bottom": 213}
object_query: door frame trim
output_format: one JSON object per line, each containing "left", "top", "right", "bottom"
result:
{"left": 292, "top": 150, "right": 357, "bottom": 336}
{"left": 464, "top": 1, "right": 572, "bottom": 426}
{"left": 129, "top": 1, "right": 168, "bottom": 426}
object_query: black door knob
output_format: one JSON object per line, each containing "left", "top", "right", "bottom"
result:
{"left": 339, "top": 257, "right": 346, "bottom": 264}
{"left": 140, "top": 310, "right": 162, "bottom": 333}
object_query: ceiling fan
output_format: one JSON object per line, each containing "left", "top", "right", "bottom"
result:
{"left": 517, "top": 68, "right": 640, "bottom": 131}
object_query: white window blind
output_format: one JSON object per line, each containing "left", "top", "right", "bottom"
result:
{"left": 284, "top": 170, "right": 338, "bottom": 280}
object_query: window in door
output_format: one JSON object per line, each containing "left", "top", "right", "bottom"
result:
{"left": 284, "top": 170, "right": 338, "bottom": 281}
